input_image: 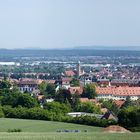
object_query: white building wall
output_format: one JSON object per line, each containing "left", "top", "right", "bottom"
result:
{"left": 97, "top": 94, "right": 139, "bottom": 101}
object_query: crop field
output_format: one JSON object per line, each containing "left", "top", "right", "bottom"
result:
{"left": 0, "top": 118, "right": 139, "bottom": 140}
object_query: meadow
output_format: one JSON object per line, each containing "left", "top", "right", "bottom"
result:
{"left": 0, "top": 118, "right": 139, "bottom": 140}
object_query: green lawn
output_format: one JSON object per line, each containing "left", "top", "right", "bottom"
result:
{"left": 0, "top": 118, "right": 101, "bottom": 132}
{"left": 0, "top": 118, "right": 139, "bottom": 140}
{"left": 0, "top": 132, "right": 139, "bottom": 140}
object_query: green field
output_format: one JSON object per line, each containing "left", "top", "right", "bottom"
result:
{"left": 0, "top": 118, "right": 139, "bottom": 140}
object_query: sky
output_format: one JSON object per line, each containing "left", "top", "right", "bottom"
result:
{"left": 0, "top": 0, "right": 140, "bottom": 49}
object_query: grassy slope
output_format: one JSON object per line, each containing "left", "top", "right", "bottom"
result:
{"left": 0, "top": 118, "right": 101, "bottom": 132}
{"left": 0, "top": 132, "right": 139, "bottom": 140}
{"left": 0, "top": 118, "right": 140, "bottom": 140}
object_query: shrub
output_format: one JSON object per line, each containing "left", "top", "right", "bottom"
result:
{"left": 8, "top": 128, "right": 22, "bottom": 132}
{"left": 118, "top": 107, "right": 140, "bottom": 128}
{"left": 2, "top": 106, "right": 117, "bottom": 127}
{"left": 0, "top": 106, "right": 4, "bottom": 118}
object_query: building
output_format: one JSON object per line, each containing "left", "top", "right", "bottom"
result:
{"left": 77, "top": 61, "right": 81, "bottom": 77}
{"left": 67, "top": 112, "right": 103, "bottom": 119}
{"left": 96, "top": 86, "right": 140, "bottom": 101}
{"left": 80, "top": 98, "right": 97, "bottom": 103}
{"left": 64, "top": 70, "right": 76, "bottom": 77}
{"left": 80, "top": 74, "right": 93, "bottom": 86}
{"left": 61, "top": 77, "right": 72, "bottom": 89}
{"left": 101, "top": 111, "right": 118, "bottom": 121}
{"left": 111, "top": 79, "right": 140, "bottom": 87}
{"left": 68, "top": 86, "right": 83, "bottom": 95}
{"left": 17, "top": 79, "right": 38, "bottom": 93}
{"left": 97, "top": 79, "right": 110, "bottom": 87}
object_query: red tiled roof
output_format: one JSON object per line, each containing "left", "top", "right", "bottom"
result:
{"left": 80, "top": 98, "right": 89, "bottom": 102}
{"left": 46, "top": 80, "right": 56, "bottom": 84}
{"left": 96, "top": 86, "right": 140, "bottom": 96}
{"left": 113, "top": 100, "right": 125, "bottom": 108}
{"left": 68, "top": 87, "right": 83, "bottom": 94}
{"left": 18, "top": 80, "right": 38, "bottom": 85}
{"left": 62, "top": 77, "right": 72, "bottom": 82}
{"left": 80, "top": 98, "right": 97, "bottom": 103}
{"left": 65, "top": 70, "right": 76, "bottom": 77}
{"left": 62, "top": 78, "right": 72, "bottom": 85}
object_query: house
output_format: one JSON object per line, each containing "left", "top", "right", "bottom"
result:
{"left": 46, "top": 80, "right": 56, "bottom": 84}
{"left": 113, "top": 100, "right": 125, "bottom": 108}
{"left": 80, "top": 74, "right": 93, "bottom": 85}
{"left": 67, "top": 112, "right": 103, "bottom": 119}
{"left": 101, "top": 111, "right": 118, "bottom": 121}
{"left": 80, "top": 98, "right": 97, "bottom": 103}
{"left": 96, "top": 86, "right": 140, "bottom": 101}
{"left": 97, "top": 79, "right": 110, "bottom": 87}
{"left": 61, "top": 77, "right": 72, "bottom": 89}
{"left": 68, "top": 87, "right": 83, "bottom": 95}
{"left": 17, "top": 79, "right": 38, "bottom": 93}
{"left": 110, "top": 79, "right": 140, "bottom": 87}
{"left": 64, "top": 70, "right": 76, "bottom": 77}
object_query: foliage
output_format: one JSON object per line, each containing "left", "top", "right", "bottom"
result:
{"left": 67, "top": 115, "right": 117, "bottom": 127}
{"left": 38, "top": 81, "right": 47, "bottom": 92}
{"left": 1, "top": 92, "right": 38, "bottom": 108}
{"left": 0, "top": 106, "right": 4, "bottom": 117}
{"left": 101, "top": 100, "right": 119, "bottom": 115}
{"left": 1, "top": 92, "right": 20, "bottom": 106}
{"left": 71, "top": 94, "right": 80, "bottom": 111}
{"left": 0, "top": 80, "right": 11, "bottom": 89}
{"left": 39, "top": 82, "right": 56, "bottom": 98}
{"left": 76, "top": 102, "right": 101, "bottom": 113}
{"left": 8, "top": 128, "right": 22, "bottom": 132}
{"left": 70, "top": 78, "right": 80, "bottom": 86}
{"left": 2, "top": 106, "right": 116, "bottom": 128}
{"left": 55, "top": 89, "right": 72, "bottom": 104}
{"left": 122, "top": 96, "right": 132, "bottom": 108}
{"left": 118, "top": 106, "right": 140, "bottom": 128}
{"left": 43, "top": 101, "right": 71, "bottom": 114}
{"left": 82, "top": 84, "right": 97, "bottom": 99}
{"left": 14, "top": 94, "right": 39, "bottom": 108}
{"left": 122, "top": 97, "right": 140, "bottom": 108}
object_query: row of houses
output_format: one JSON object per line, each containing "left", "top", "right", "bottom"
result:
{"left": 96, "top": 86, "right": 140, "bottom": 101}
{"left": 14, "top": 78, "right": 140, "bottom": 101}
{"left": 97, "top": 79, "right": 140, "bottom": 87}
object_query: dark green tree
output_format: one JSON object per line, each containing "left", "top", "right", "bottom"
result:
{"left": 101, "top": 100, "right": 119, "bottom": 115}
{"left": 70, "top": 78, "right": 80, "bottom": 86}
{"left": 82, "top": 84, "right": 97, "bottom": 99}
{"left": 44, "top": 101, "right": 71, "bottom": 114}
{"left": 76, "top": 102, "right": 101, "bottom": 113}
{"left": 71, "top": 93, "right": 80, "bottom": 111}
{"left": 1, "top": 92, "right": 20, "bottom": 106}
{"left": 0, "top": 80, "right": 11, "bottom": 89}
{"left": 38, "top": 81, "right": 47, "bottom": 92}
{"left": 122, "top": 96, "right": 132, "bottom": 108}
{"left": 55, "top": 89, "right": 72, "bottom": 104}
{"left": 14, "top": 94, "right": 38, "bottom": 108}
{"left": 39, "top": 82, "right": 56, "bottom": 98}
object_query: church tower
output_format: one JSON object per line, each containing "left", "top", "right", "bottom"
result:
{"left": 77, "top": 61, "right": 81, "bottom": 77}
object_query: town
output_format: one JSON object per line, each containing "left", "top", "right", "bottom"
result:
{"left": 0, "top": 49, "right": 139, "bottom": 134}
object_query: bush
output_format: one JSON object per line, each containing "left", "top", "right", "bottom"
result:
{"left": 66, "top": 116, "right": 117, "bottom": 127}
{"left": 76, "top": 102, "right": 101, "bottom": 113}
{"left": 118, "top": 106, "right": 140, "bottom": 128}
{"left": 2, "top": 106, "right": 117, "bottom": 128}
{"left": 8, "top": 128, "right": 22, "bottom": 132}
{"left": 43, "top": 101, "right": 71, "bottom": 114}
{"left": 0, "top": 106, "right": 4, "bottom": 118}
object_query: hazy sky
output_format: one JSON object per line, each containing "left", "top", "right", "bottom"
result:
{"left": 0, "top": 0, "right": 140, "bottom": 49}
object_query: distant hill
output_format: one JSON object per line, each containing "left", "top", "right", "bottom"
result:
{"left": 74, "top": 46, "right": 140, "bottom": 50}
